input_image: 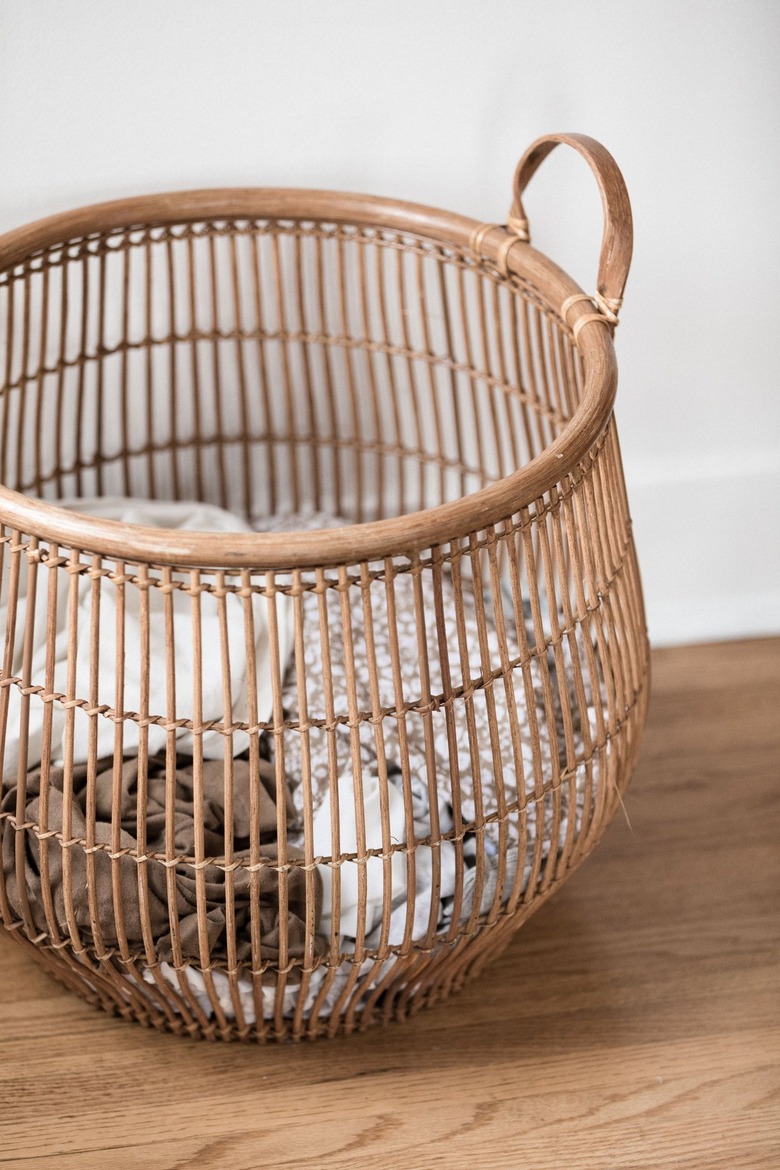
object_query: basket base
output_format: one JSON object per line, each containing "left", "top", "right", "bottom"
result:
{"left": 1, "top": 877, "right": 566, "bottom": 1042}
{"left": 2, "top": 720, "right": 647, "bottom": 1043}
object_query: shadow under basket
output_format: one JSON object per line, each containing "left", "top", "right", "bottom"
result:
{"left": 0, "top": 133, "right": 649, "bottom": 1041}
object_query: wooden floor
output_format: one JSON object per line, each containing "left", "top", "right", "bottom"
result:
{"left": 0, "top": 638, "right": 778, "bottom": 1170}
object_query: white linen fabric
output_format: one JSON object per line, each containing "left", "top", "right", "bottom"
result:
{"left": 0, "top": 497, "right": 293, "bottom": 779}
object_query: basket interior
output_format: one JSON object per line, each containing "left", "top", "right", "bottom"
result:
{"left": 0, "top": 216, "right": 582, "bottom": 523}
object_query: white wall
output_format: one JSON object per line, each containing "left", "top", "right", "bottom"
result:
{"left": 1, "top": 0, "right": 778, "bottom": 646}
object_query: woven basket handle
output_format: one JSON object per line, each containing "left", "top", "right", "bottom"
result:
{"left": 510, "top": 132, "right": 633, "bottom": 324}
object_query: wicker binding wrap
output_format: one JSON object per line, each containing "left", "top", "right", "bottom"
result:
{"left": 0, "top": 134, "right": 649, "bottom": 1040}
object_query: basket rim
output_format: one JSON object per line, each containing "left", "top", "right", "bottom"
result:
{"left": 0, "top": 187, "right": 618, "bottom": 569}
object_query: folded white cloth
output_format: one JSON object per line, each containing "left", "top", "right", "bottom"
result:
{"left": 312, "top": 770, "right": 409, "bottom": 940}
{"left": 0, "top": 498, "right": 294, "bottom": 779}
{"left": 142, "top": 957, "right": 394, "bottom": 1025}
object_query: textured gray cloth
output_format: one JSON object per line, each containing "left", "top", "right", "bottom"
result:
{"left": 262, "top": 514, "right": 570, "bottom": 852}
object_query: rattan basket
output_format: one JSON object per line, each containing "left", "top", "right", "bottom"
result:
{"left": 0, "top": 133, "right": 649, "bottom": 1041}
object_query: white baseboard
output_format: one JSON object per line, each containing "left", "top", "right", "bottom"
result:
{"left": 641, "top": 590, "right": 780, "bottom": 648}
{"left": 625, "top": 460, "right": 780, "bottom": 648}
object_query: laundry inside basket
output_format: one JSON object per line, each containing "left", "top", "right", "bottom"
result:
{"left": 0, "top": 495, "right": 599, "bottom": 1024}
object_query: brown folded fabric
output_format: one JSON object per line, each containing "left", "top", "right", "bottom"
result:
{"left": 1, "top": 754, "right": 324, "bottom": 967}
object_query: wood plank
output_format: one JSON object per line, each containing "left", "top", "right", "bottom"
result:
{"left": 1, "top": 638, "right": 778, "bottom": 1170}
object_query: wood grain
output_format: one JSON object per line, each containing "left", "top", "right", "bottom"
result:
{"left": 1, "top": 638, "right": 778, "bottom": 1170}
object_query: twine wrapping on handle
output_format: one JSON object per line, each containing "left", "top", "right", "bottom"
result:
{"left": 471, "top": 132, "right": 633, "bottom": 331}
